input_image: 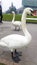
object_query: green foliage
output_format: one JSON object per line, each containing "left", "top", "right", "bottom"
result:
{"left": 27, "top": 15, "right": 37, "bottom": 18}
{"left": 3, "top": 14, "right": 21, "bottom": 21}
{"left": 15, "top": 14, "right": 21, "bottom": 21}
{"left": 2, "top": 14, "right": 37, "bottom": 23}
{"left": 3, "top": 14, "right": 13, "bottom": 21}
{"left": 26, "top": 20, "right": 37, "bottom": 23}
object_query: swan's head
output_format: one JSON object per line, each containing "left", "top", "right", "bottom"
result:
{"left": 24, "top": 7, "right": 33, "bottom": 15}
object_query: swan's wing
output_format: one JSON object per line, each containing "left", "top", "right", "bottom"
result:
{"left": 12, "top": 21, "right": 21, "bottom": 26}
{"left": 1, "top": 34, "right": 28, "bottom": 48}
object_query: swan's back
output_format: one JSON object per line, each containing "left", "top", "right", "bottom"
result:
{"left": 12, "top": 21, "right": 21, "bottom": 26}
{"left": 1, "top": 34, "right": 30, "bottom": 48}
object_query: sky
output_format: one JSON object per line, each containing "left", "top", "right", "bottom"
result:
{"left": 1, "top": 0, "right": 22, "bottom": 12}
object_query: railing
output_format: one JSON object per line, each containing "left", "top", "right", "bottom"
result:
{"left": 26, "top": 18, "right": 37, "bottom": 20}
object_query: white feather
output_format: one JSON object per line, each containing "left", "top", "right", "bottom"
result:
{"left": 11, "top": 11, "right": 21, "bottom": 30}
{"left": 0, "top": 7, "right": 33, "bottom": 52}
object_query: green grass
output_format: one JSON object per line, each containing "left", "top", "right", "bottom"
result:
{"left": 3, "top": 14, "right": 13, "bottom": 21}
{"left": 27, "top": 15, "right": 37, "bottom": 18}
{"left": 2, "top": 14, "right": 37, "bottom": 23}
{"left": 3, "top": 14, "right": 21, "bottom": 21}
{"left": 0, "top": 63, "right": 5, "bottom": 65}
{"left": 26, "top": 20, "right": 37, "bottom": 23}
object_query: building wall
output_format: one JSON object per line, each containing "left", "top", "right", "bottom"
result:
{"left": 22, "top": 0, "right": 37, "bottom": 10}
{"left": 22, "top": 0, "right": 37, "bottom": 15}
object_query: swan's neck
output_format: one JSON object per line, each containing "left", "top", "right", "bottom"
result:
{"left": 12, "top": 12, "right": 15, "bottom": 22}
{"left": 21, "top": 10, "right": 31, "bottom": 39}
{"left": 21, "top": 11, "right": 27, "bottom": 33}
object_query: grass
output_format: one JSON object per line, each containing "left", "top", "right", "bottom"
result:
{"left": 2, "top": 14, "right": 37, "bottom": 23}
{"left": 2, "top": 14, "right": 21, "bottom": 21}
{"left": 26, "top": 20, "right": 37, "bottom": 23}
{"left": 3, "top": 14, "right": 13, "bottom": 21}
{"left": 0, "top": 63, "right": 5, "bottom": 65}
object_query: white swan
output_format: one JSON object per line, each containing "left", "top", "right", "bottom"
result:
{"left": 11, "top": 11, "right": 21, "bottom": 30}
{"left": 0, "top": 7, "right": 34, "bottom": 57}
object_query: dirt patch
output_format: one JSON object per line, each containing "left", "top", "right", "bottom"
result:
{"left": 0, "top": 58, "right": 14, "bottom": 65}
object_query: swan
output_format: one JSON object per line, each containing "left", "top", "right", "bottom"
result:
{"left": 0, "top": 7, "right": 34, "bottom": 58}
{"left": 11, "top": 11, "right": 21, "bottom": 30}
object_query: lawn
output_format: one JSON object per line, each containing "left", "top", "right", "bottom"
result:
{"left": 2, "top": 14, "right": 37, "bottom": 23}
{"left": 3, "top": 14, "right": 21, "bottom": 21}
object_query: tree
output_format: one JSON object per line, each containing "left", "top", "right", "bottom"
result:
{"left": 6, "top": 3, "right": 17, "bottom": 13}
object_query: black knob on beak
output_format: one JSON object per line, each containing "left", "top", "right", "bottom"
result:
{"left": 30, "top": 10, "right": 34, "bottom": 13}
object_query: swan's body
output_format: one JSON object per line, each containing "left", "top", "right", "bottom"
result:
{"left": 11, "top": 11, "right": 21, "bottom": 30}
{"left": 0, "top": 7, "right": 33, "bottom": 57}
{"left": 1, "top": 30, "right": 31, "bottom": 48}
